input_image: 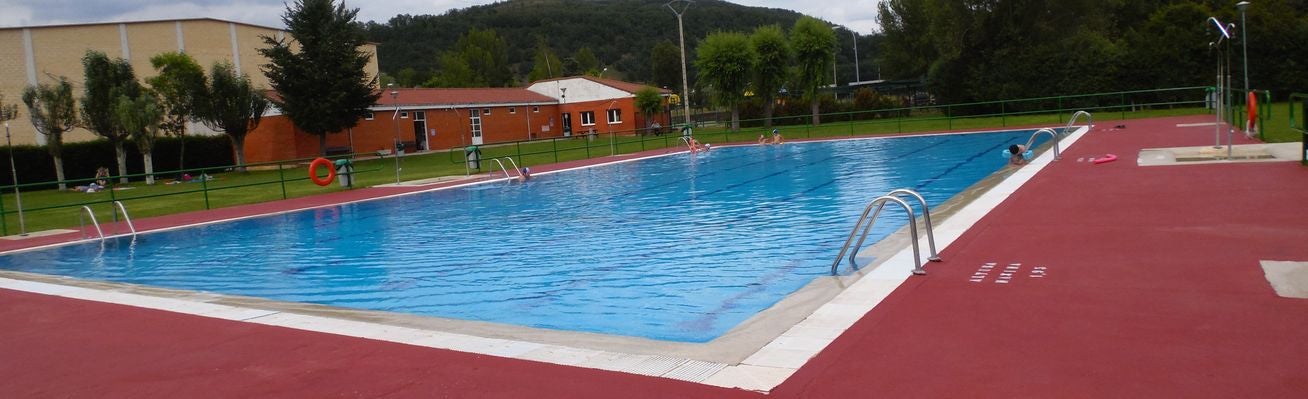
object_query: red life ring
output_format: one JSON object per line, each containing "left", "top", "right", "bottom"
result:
{"left": 1092, "top": 154, "right": 1118, "bottom": 164}
{"left": 1247, "top": 91, "right": 1258, "bottom": 126}
{"left": 308, "top": 157, "right": 336, "bottom": 186}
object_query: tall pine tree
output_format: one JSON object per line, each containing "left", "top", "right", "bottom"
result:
{"left": 260, "top": 0, "right": 380, "bottom": 155}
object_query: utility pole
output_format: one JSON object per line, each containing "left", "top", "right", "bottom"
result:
{"left": 851, "top": 30, "right": 860, "bottom": 82}
{"left": 667, "top": 0, "right": 693, "bottom": 128}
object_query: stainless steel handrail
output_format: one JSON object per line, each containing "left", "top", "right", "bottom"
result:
{"left": 498, "top": 157, "right": 521, "bottom": 177}
{"left": 1065, "top": 111, "right": 1092, "bottom": 135}
{"left": 830, "top": 195, "right": 927, "bottom": 276}
{"left": 846, "top": 189, "right": 942, "bottom": 268}
{"left": 1023, "top": 128, "right": 1062, "bottom": 160}
{"left": 112, "top": 200, "right": 137, "bottom": 236}
{"left": 488, "top": 158, "right": 512, "bottom": 181}
{"left": 78, "top": 205, "right": 104, "bottom": 240}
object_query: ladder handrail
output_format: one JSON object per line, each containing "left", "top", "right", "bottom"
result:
{"left": 78, "top": 206, "right": 104, "bottom": 240}
{"left": 488, "top": 158, "right": 512, "bottom": 181}
{"left": 830, "top": 195, "right": 926, "bottom": 276}
{"left": 112, "top": 201, "right": 137, "bottom": 236}
{"left": 497, "top": 157, "right": 521, "bottom": 177}
{"left": 847, "top": 189, "right": 941, "bottom": 266}
{"left": 1065, "top": 111, "right": 1092, "bottom": 135}
{"left": 1023, "top": 128, "right": 1062, "bottom": 160}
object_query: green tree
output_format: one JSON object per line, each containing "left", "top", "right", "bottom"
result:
{"left": 201, "top": 62, "right": 270, "bottom": 171}
{"left": 575, "top": 47, "right": 600, "bottom": 76}
{"left": 114, "top": 92, "right": 163, "bottom": 184}
{"left": 750, "top": 25, "right": 790, "bottom": 128}
{"left": 432, "top": 28, "right": 511, "bottom": 87}
{"left": 148, "top": 51, "right": 208, "bottom": 172}
{"left": 634, "top": 86, "right": 663, "bottom": 129}
{"left": 21, "top": 78, "right": 78, "bottom": 190}
{"left": 696, "top": 32, "right": 754, "bottom": 131}
{"left": 81, "top": 50, "right": 143, "bottom": 183}
{"left": 528, "top": 38, "right": 564, "bottom": 82}
{"left": 790, "top": 17, "right": 836, "bottom": 125}
{"left": 259, "top": 0, "right": 380, "bottom": 155}
{"left": 876, "top": 0, "right": 935, "bottom": 79}
{"left": 650, "top": 41, "right": 681, "bottom": 90}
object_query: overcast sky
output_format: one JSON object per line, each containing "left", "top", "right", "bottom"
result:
{"left": 0, "top": 0, "right": 882, "bottom": 33}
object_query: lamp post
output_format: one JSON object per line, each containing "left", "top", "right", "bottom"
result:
{"left": 666, "top": 0, "right": 693, "bottom": 128}
{"left": 1237, "top": 2, "right": 1250, "bottom": 95}
{"left": 851, "top": 30, "right": 860, "bottom": 83}
{"left": 1208, "top": 17, "right": 1231, "bottom": 149}
{"left": 606, "top": 99, "right": 618, "bottom": 156}
{"left": 389, "top": 83, "right": 401, "bottom": 184}
{"left": 4, "top": 121, "right": 25, "bottom": 235}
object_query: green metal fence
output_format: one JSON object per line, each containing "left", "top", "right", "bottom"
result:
{"left": 1291, "top": 93, "right": 1307, "bottom": 165}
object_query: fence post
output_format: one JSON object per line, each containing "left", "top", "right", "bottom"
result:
{"left": 0, "top": 188, "right": 7, "bottom": 236}
{"left": 277, "top": 162, "right": 287, "bottom": 200}
{"left": 1002, "top": 102, "right": 1007, "bottom": 127}
{"left": 946, "top": 105, "right": 952, "bottom": 130}
{"left": 1121, "top": 93, "right": 1126, "bottom": 120}
{"left": 516, "top": 142, "right": 522, "bottom": 162}
{"left": 552, "top": 139, "right": 559, "bottom": 163}
{"left": 201, "top": 168, "right": 211, "bottom": 210}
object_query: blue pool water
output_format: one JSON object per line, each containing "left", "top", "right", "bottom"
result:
{"left": 0, "top": 129, "right": 1049, "bottom": 342}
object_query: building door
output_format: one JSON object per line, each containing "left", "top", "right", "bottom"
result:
{"left": 412, "top": 111, "right": 428, "bottom": 150}
{"left": 470, "top": 109, "right": 483, "bottom": 145}
{"left": 561, "top": 113, "right": 572, "bottom": 137}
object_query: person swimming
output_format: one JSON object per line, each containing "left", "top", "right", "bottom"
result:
{"left": 1008, "top": 144, "right": 1028, "bottom": 165}
{"left": 518, "top": 167, "right": 532, "bottom": 181}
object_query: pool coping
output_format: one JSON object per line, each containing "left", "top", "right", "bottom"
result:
{"left": 0, "top": 125, "right": 1088, "bottom": 392}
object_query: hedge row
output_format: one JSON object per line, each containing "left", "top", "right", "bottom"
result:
{"left": 0, "top": 135, "right": 235, "bottom": 187}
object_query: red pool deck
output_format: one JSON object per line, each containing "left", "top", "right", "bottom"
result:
{"left": 3, "top": 115, "right": 1307, "bottom": 398}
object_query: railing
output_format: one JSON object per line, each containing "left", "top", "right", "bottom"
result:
{"left": 0, "top": 153, "right": 383, "bottom": 236}
{"left": 831, "top": 189, "right": 941, "bottom": 276}
{"left": 112, "top": 200, "right": 136, "bottom": 237}
{"left": 1023, "top": 128, "right": 1062, "bottom": 160}
{"left": 1065, "top": 111, "right": 1093, "bottom": 135}
{"left": 78, "top": 206, "right": 103, "bottom": 240}
{"left": 1292, "top": 93, "right": 1307, "bottom": 165}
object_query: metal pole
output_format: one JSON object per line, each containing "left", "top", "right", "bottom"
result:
{"left": 4, "top": 122, "right": 25, "bottom": 235}
{"left": 389, "top": 84, "right": 401, "bottom": 184}
{"left": 667, "top": 1, "right": 693, "bottom": 127}
{"left": 851, "top": 30, "right": 859, "bottom": 83}
{"left": 1238, "top": 2, "right": 1250, "bottom": 96}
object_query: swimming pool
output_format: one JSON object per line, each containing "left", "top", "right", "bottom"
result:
{"left": 0, "top": 129, "right": 1049, "bottom": 342}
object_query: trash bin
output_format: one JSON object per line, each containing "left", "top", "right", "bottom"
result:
{"left": 334, "top": 159, "right": 354, "bottom": 188}
{"left": 681, "top": 124, "right": 693, "bottom": 137}
{"left": 395, "top": 140, "right": 406, "bottom": 156}
{"left": 465, "top": 145, "right": 482, "bottom": 169}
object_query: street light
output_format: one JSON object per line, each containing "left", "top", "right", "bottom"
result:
{"left": 1237, "top": 1, "right": 1252, "bottom": 133}
{"left": 389, "top": 83, "right": 401, "bottom": 184}
{"left": 3, "top": 121, "right": 26, "bottom": 235}
{"left": 851, "top": 30, "right": 860, "bottom": 83}
{"left": 666, "top": 0, "right": 693, "bottom": 128}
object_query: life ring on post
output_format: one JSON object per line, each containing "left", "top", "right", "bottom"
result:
{"left": 1247, "top": 91, "right": 1258, "bottom": 128}
{"left": 308, "top": 157, "right": 336, "bottom": 186}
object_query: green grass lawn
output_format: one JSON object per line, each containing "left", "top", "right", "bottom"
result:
{"left": 5, "top": 102, "right": 1298, "bottom": 236}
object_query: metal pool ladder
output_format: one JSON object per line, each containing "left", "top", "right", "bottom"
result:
{"left": 488, "top": 157, "right": 523, "bottom": 182}
{"left": 112, "top": 200, "right": 137, "bottom": 236}
{"left": 1023, "top": 128, "right": 1063, "bottom": 160}
{"left": 830, "top": 189, "right": 942, "bottom": 276}
{"left": 78, "top": 206, "right": 104, "bottom": 240}
{"left": 1065, "top": 111, "right": 1092, "bottom": 135}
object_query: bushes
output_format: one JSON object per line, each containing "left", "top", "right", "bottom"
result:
{"left": 0, "top": 135, "right": 233, "bottom": 187}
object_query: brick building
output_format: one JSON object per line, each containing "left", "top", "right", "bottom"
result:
{"left": 245, "top": 76, "right": 671, "bottom": 163}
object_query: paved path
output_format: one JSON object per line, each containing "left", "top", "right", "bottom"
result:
{"left": 2, "top": 116, "right": 1305, "bottom": 398}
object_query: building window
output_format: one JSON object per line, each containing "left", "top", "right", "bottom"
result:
{"left": 483, "top": 108, "right": 491, "bottom": 115}
{"left": 365, "top": 112, "right": 374, "bottom": 120}
{"left": 509, "top": 107, "right": 516, "bottom": 114}
{"left": 414, "top": 111, "right": 426, "bottom": 121}
{"left": 607, "top": 109, "right": 622, "bottom": 124}
{"left": 532, "top": 106, "right": 540, "bottom": 113}
{"left": 400, "top": 111, "right": 409, "bottom": 119}
{"left": 580, "top": 111, "right": 596, "bottom": 126}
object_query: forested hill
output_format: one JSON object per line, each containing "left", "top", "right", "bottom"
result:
{"left": 363, "top": 0, "right": 814, "bottom": 87}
